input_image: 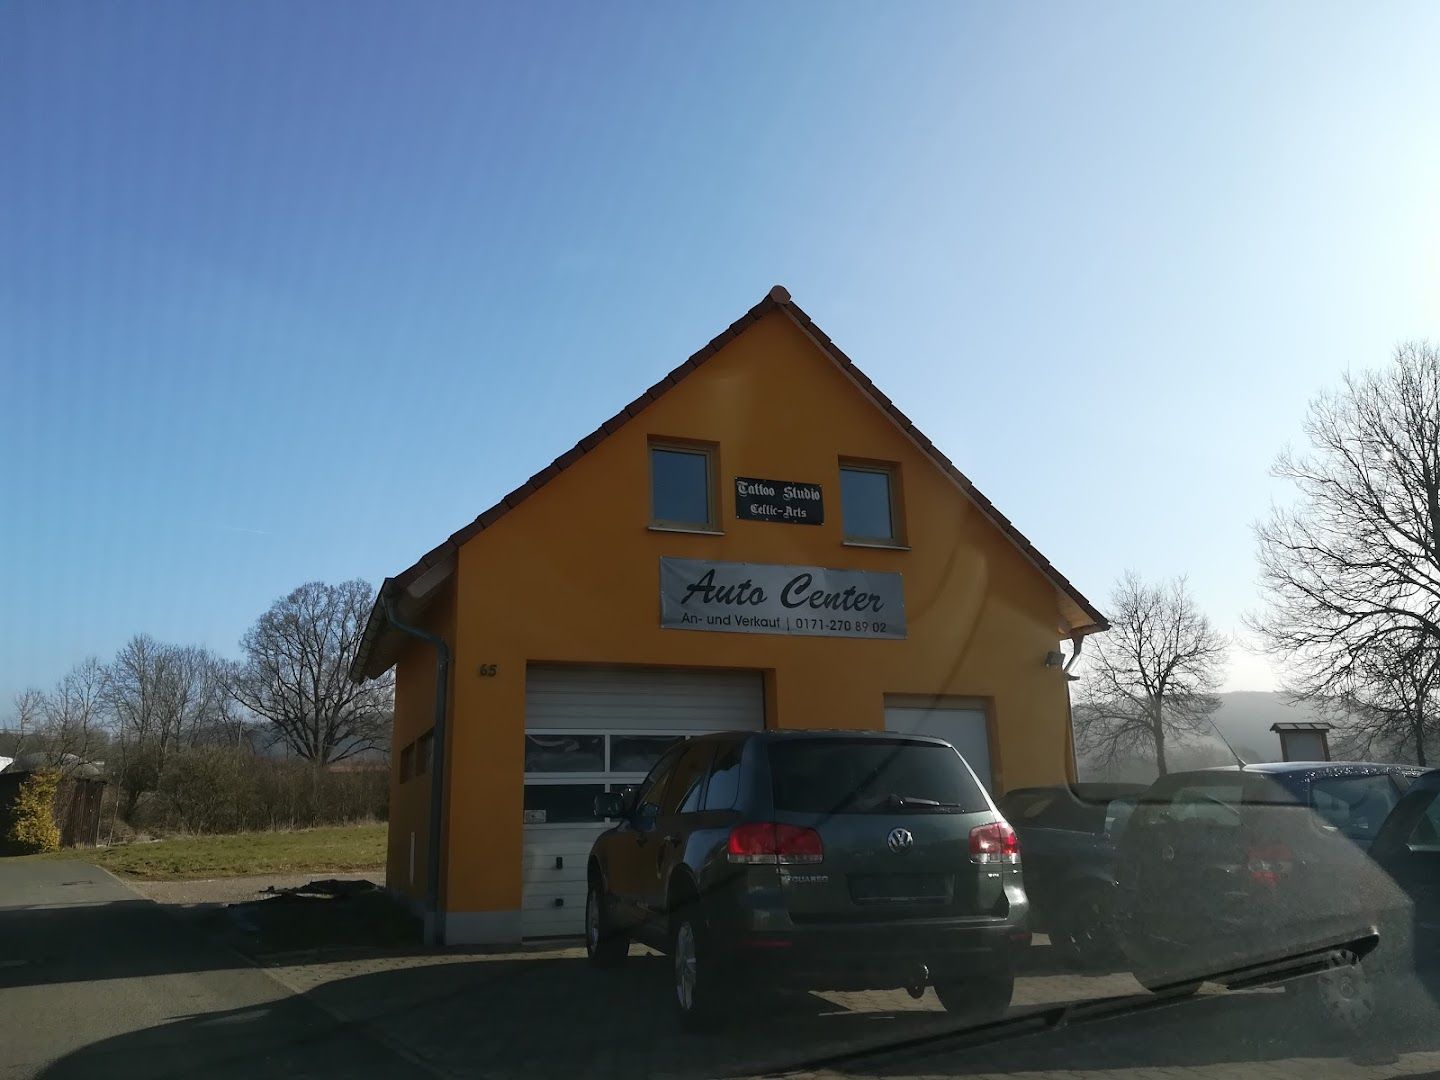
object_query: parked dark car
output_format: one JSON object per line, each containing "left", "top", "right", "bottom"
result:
{"left": 1369, "top": 768, "right": 1440, "bottom": 1002}
{"left": 1116, "top": 761, "right": 1424, "bottom": 1030}
{"left": 997, "top": 782, "right": 1145, "bottom": 968}
{"left": 585, "top": 729, "right": 1031, "bottom": 1027}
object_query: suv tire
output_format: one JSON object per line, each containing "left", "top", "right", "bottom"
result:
{"left": 932, "top": 973, "right": 1014, "bottom": 1022}
{"left": 585, "top": 879, "right": 627, "bottom": 968}
{"left": 1292, "top": 964, "right": 1377, "bottom": 1035}
{"left": 1053, "top": 884, "right": 1121, "bottom": 970}
{"left": 672, "top": 912, "right": 725, "bottom": 1029}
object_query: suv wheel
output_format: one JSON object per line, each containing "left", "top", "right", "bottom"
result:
{"left": 585, "top": 879, "right": 627, "bottom": 968}
{"left": 672, "top": 914, "right": 724, "bottom": 1029}
{"left": 932, "top": 973, "right": 1014, "bottom": 1023}
{"left": 1300, "top": 964, "right": 1377, "bottom": 1035}
{"left": 1054, "top": 885, "right": 1120, "bottom": 970}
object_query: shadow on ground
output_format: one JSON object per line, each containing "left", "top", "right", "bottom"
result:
{"left": 1, "top": 898, "right": 260, "bottom": 990}
{"left": 34, "top": 945, "right": 1440, "bottom": 1080}
{"left": 16, "top": 867, "right": 1440, "bottom": 1080}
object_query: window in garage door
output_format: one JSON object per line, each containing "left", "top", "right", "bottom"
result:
{"left": 522, "top": 731, "right": 688, "bottom": 825}
{"left": 521, "top": 665, "right": 764, "bottom": 937}
{"left": 883, "top": 698, "right": 993, "bottom": 791}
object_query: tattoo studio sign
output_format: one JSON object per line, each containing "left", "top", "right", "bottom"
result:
{"left": 660, "top": 558, "right": 906, "bottom": 640}
{"left": 734, "top": 476, "right": 823, "bottom": 525}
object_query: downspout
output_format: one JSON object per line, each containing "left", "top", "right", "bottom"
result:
{"left": 1064, "top": 632, "right": 1085, "bottom": 784}
{"left": 383, "top": 591, "right": 450, "bottom": 947}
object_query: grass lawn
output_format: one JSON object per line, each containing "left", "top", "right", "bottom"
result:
{"left": 14, "top": 823, "right": 386, "bottom": 880}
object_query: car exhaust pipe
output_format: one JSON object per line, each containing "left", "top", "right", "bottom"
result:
{"left": 906, "top": 963, "right": 930, "bottom": 999}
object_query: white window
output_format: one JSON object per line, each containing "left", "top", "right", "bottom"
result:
{"left": 650, "top": 442, "right": 715, "bottom": 530}
{"left": 840, "top": 462, "right": 901, "bottom": 543}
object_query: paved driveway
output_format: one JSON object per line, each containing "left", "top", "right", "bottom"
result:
{"left": 259, "top": 939, "right": 1440, "bottom": 1080}
{"left": 0, "top": 861, "right": 425, "bottom": 1079}
{"left": 8, "top": 863, "right": 1440, "bottom": 1079}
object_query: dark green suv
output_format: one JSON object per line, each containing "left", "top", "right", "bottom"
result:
{"left": 585, "top": 729, "right": 1031, "bottom": 1027}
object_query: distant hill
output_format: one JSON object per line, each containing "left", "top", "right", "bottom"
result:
{"left": 1210, "top": 691, "right": 1328, "bottom": 762}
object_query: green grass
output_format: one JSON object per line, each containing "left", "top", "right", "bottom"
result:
{"left": 13, "top": 823, "right": 387, "bottom": 880}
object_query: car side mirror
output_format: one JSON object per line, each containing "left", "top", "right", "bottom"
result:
{"left": 593, "top": 792, "right": 624, "bottom": 819}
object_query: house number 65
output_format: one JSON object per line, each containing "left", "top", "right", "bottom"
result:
{"left": 477, "top": 664, "right": 498, "bottom": 677}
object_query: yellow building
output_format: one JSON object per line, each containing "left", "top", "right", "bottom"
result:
{"left": 350, "top": 286, "right": 1106, "bottom": 944}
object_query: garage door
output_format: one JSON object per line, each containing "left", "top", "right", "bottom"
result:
{"left": 884, "top": 700, "right": 993, "bottom": 791}
{"left": 522, "top": 665, "right": 764, "bottom": 937}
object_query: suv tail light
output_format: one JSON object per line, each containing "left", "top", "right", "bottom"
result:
{"left": 970, "top": 821, "right": 1021, "bottom": 865}
{"left": 726, "top": 822, "right": 824, "bottom": 865}
{"left": 1246, "top": 842, "right": 1293, "bottom": 887}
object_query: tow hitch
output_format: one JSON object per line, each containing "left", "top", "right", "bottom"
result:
{"left": 906, "top": 963, "right": 930, "bottom": 999}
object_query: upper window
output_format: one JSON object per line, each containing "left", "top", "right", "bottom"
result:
{"left": 523, "top": 733, "right": 605, "bottom": 774}
{"left": 840, "top": 463, "right": 899, "bottom": 543}
{"left": 702, "top": 740, "right": 744, "bottom": 811}
{"left": 399, "top": 743, "right": 415, "bottom": 782}
{"left": 650, "top": 443, "right": 715, "bottom": 530}
{"left": 634, "top": 743, "right": 685, "bottom": 817}
{"left": 662, "top": 742, "right": 715, "bottom": 816}
{"left": 611, "top": 734, "right": 682, "bottom": 774}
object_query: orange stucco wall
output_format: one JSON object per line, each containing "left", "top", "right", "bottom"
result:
{"left": 386, "top": 584, "right": 455, "bottom": 902}
{"left": 395, "top": 309, "right": 1082, "bottom": 921}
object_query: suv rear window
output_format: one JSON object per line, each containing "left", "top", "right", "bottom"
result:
{"left": 767, "top": 738, "right": 988, "bottom": 814}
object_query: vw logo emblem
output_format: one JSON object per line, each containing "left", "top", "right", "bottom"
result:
{"left": 887, "top": 827, "right": 914, "bottom": 854}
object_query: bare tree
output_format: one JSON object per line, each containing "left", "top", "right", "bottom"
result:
{"left": 1252, "top": 343, "right": 1440, "bottom": 706}
{"left": 166, "top": 645, "right": 243, "bottom": 750}
{"left": 7, "top": 688, "right": 46, "bottom": 757}
{"left": 230, "top": 580, "right": 393, "bottom": 765}
{"left": 1326, "top": 630, "right": 1440, "bottom": 765}
{"left": 39, "top": 658, "right": 107, "bottom": 770}
{"left": 191, "top": 654, "right": 254, "bottom": 748}
{"left": 103, "top": 636, "right": 238, "bottom": 816}
{"left": 1073, "top": 572, "right": 1229, "bottom": 776}
{"left": 105, "top": 634, "right": 179, "bottom": 816}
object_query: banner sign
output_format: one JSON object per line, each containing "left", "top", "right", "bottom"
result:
{"left": 660, "top": 558, "right": 906, "bottom": 640}
{"left": 734, "top": 476, "right": 824, "bottom": 525}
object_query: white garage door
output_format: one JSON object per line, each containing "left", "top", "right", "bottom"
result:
{"left": 884, "top": 700, "right": 993, "bottom": 791}
{"left": 522, "top": 665, "right": 765, "bottom": 937}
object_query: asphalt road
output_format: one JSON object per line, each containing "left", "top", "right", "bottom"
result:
{"left": 0, "top": 861, "right": 428, "bottom": 1080}
{"left": 7, "top": 859, "right": 1440, "bottom": 1080}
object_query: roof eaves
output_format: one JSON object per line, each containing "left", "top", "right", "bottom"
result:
{"left": 350, "top": 284, "right": 1106, "bottom": 680}
{"left": 773, "top": 301, "right": 1109, "bottom": 635}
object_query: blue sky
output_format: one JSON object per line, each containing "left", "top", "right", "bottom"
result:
{"left": 3, "top": 1, "right": 1438, "bottom": 709}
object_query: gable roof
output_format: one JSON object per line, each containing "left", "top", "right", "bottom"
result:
{"left": 350, "top": 286, "right": 1107, "bottom": 681}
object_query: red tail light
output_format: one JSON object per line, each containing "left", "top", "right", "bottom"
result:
{"left": 726, "top": 822, "right": 824, "bottom": 865}
{"left": 1247, "top": 842, "right": 1293, "bottom": 887}
{"left": 969, "top": 821, "right": 1021, "bottom": 865}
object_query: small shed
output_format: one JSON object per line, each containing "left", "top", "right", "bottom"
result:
{"left": 0, "top": 753, "right": 107, "bottom": 849}
{"left": 1270, "top": 721, "right": 1332, "bottom": 763}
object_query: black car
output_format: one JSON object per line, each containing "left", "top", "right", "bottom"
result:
{"left": 1116, "top": 761, "right": 1423, "bottom": 1029}
{"left": 584, "top": 729, "right": 1031, "bottom": 1027}
{"left": 998, "top": 782, "right": 1145, "bottom": 968}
